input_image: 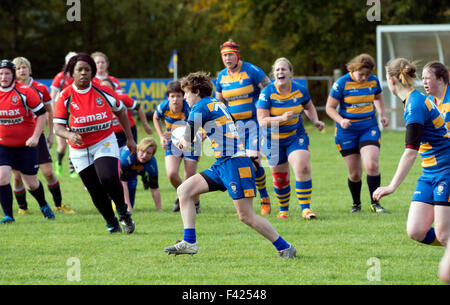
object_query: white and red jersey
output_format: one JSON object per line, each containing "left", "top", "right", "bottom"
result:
{"left": 112, "top": 94, "right": 137, "bottom": 133}
{"left": 92, "top": 74, "right": 122, "bottom": 93}
{"left": 53, "top": 82, "right": 123, "bottom": 149}
{"left": 0, "top": 82, "right": 45, "bottom": 147}
{"left": 51, "top": 71, "right": 73, "bottom": 94}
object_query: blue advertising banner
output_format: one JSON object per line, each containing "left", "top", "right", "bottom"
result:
{"left": 37, "top": 78, "right": 307, "bottom": 114}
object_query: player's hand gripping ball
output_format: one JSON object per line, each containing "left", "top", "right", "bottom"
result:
{"left": 171, "top": 126, "right": 201, "bottom": 153}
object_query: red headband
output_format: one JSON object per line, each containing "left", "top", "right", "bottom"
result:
{"left": 220, "top": 41, "right": 240, "bottom": 61}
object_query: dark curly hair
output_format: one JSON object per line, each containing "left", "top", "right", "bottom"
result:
{"left": 180, "top": 71, "right": 213, "bottom": 98}
{"left": 64, "top": 53, "right": 97, "bottom": 78}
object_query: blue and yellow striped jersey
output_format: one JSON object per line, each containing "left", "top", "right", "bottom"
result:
{"left": 155, "top": 99, "right": 191, "bottom": 131}
{"left": 429, "top": 84, "right": 450, "bottom": 129}
{"left": 330, "top": 72, "right": 382, "bottom": 122}
{"left": 188, "top": 96, "right": 245, "bottom": 161}
{"left": 256, "top": 80, "right": 311, "bottom": 141}
{"left": 216, "top": 61, "right": 267, "bottom": 121}
{"left": 404, "top": 89, "right": 450, "bottom": 174}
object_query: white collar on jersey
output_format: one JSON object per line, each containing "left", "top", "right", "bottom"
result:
{"left": 72, "top": 82, "right": 92, "bottom": 94}
{"left": 0, "top": 81, "right": 15, "bottom": 92}
{"left": 95, "top": 73, "right": 109, "bottom": 80}
{"left": 24, "top": 77, "right": 33, "bottom": 87}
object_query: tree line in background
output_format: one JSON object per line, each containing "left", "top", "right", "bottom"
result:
{"left": 0, "top": 0, "right": 448, "bottom": 108}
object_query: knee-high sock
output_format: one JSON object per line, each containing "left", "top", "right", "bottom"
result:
{"left": 273, "top": 172, "right": 290, "bottom": 212}
{"left": 13, "top": 186, "right": 28, "bottom": 210}
{"left": 296, "top": 180, "right": 312, "bottom": 210}
{"left": 348, "top": 179, "right": 362, "bottom": 205}
{"left": 28, "top": 181, "right": 49, "bottom": 208}
{"left": 255, "top": 166, "right": 269, "bottom": 200}
{"left": 47, "top": 180, "right": 62, "bottom": 207}
{"left": 0, "top": 184, "right": 13, "bottom": 218}
{"left": 367, "top": 174, "right": 381, "bottom": 204}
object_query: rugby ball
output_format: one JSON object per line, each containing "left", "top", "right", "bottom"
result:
{"left": 171, "top": 126, "right": 201, "bottom": 152}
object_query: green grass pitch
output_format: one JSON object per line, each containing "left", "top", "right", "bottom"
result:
{"left": 0, "top": 120, "right": 445, "bottom": 285}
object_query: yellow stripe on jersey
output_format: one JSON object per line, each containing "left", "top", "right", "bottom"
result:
{"left": 270, "top": 90, "right": 303, "bottom": 101}
{"left": 422, "top": 155, "right": 437, "bottom": 167}
{"left": 438, "top": 103, "right": 450, "bottom": 114}
{"left": 344, "top": 80, "right": 378, "bottom": 90}
{"left": 228, "top": 97, "right": 252, "bottom": 106}
{"left": 279, "top": 117, "right": 299, "bottom": 126}
{"left": 215, "top": 115, "right": 229, "bottom": 126}
{"left": 270, "top": 104, "right": 304, "bottom": 116}
{"left": 221, "top": 85, "right": 254, "bottom": 100}
{"left": 346, "top": 104, "right": 374, "bottom": 114}
{"left": 271, "top": 130, "right": 296, "bottom": 139}
{"left": 432, "top": 115, "right": 445, "bottom": 129}
{"left": 344, "top": 94, "right": 375, "bottom": 104}
{"left": 207, "top": 102, "right": 216, "bottom": 112}
{"left": 232, "top": 111, "right": 253, "bottom": 120}
{"left": 424, "top": 98, "right": 433, "bottom": 111}
{"left": 219, "top": 72, "right": 250, "bottom": 84}
{"left": 238, "top": 167, "right": 252, "bottom": 178}
{"left": 419, "top": 142, "right": 432, "bottom": 153}
{"left": 164, "top": 110, "right": 185, "bottom": 120}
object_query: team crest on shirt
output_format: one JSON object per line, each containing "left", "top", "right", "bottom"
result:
{"left": 11, "top": 96, "right": 18, "bottom": 105}
{"left": 230, "top": 182, "right": 237, "bottom": 193}
{"left": 299, "top": 137, "right": 304, "bottom": 145}
{"left": 371, "top": 129, "right": 377, "bottom": 136}
{"left": 95, "top": 97, "right": 103, "bottom": 107}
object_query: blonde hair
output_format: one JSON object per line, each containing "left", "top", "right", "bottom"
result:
{"left": 137, "top": 137, "right": 157, "bottom": 154}
{"left": 12, "top": 57, "right": 32, "bottom": 74}
{"left": 346, "top": 53, "right": 375, "bottom": 72}
{"left": 271, "top": 57, "right": 294, "bottom": 78}
{"left": 91, "top": 51, "right": 109, "bottom": 65}
{"left": 385, "top": 58, "right": 417, "bottom": 87}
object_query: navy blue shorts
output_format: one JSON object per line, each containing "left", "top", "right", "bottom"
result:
{"left": 37, "top": 133, "right": 52, "bottom": 164}
{"left": 0, "top": 144, "right": 39, "bottom": 175}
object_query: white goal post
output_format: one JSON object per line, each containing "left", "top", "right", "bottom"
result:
{"left": 376, "top": 24, "right": 450, "bottom": 130}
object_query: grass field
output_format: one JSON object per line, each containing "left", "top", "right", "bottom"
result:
{"left": 0, "top": 120, "right": 446, "bottom": 286}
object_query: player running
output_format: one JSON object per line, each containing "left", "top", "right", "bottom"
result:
{"left": 0, "top": 59, "right": 55, "bottom": 223}
{"left": 53, "top": 53, "right": 135, "bottom": 234}
{"left": 11, "top": 56, "right": 74, "bottom": 215}
{"left": 164, "top": 71, "right": 296, "bottom": 258}
{"left": 373, "top": 58, "right": 450, "bottom": 284}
